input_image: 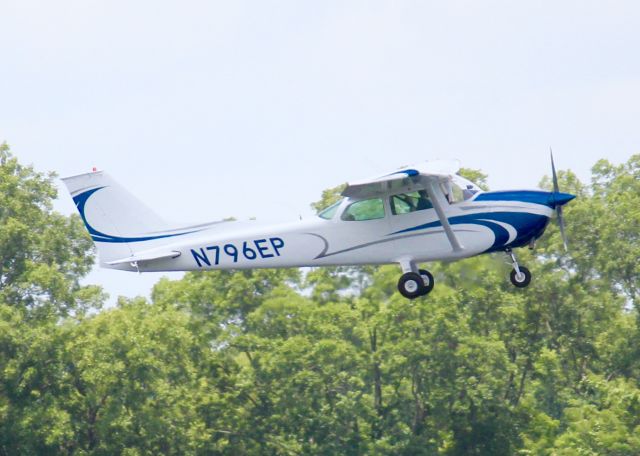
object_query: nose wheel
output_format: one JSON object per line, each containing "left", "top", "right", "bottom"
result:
{"left": 510, "top": 266, "right": 531, "bottom": 287}
{"left": 506, "top": 249, "right": 531, "bottom": 288}
{"left": 397, "top": 268, "right": 435, "bottom": 299}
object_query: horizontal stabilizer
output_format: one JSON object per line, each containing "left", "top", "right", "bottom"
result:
{"left": 106, "top": 250, "right": 181, "bottom": 266}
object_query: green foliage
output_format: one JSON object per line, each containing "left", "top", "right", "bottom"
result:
{"left": 0, "top": 142, "right": 103, "bottom": 319}
{"left": 1, "top": 299, "right": 244, "bottom": 455}
{"left": 2, "top": 146, "right": 640, "bottom": 454}
{"left": 458, "top": 168, "right": 490, "bottom": 191}
{"left": 310, "top": 184, "right": 346, "bottom": 213}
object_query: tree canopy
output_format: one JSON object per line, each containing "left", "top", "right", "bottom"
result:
{"left": 1, "top": 142, "right": 639, "bottom": 455}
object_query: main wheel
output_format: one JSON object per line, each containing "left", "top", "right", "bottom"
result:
{"left": 418, "top": 269, "right": 435, "bottom": 296}
{"left": 510, "top": 266, "right": 532, "bottom": 288}
{"left": 398, "top": 272, "right": 426, "bottom": 299}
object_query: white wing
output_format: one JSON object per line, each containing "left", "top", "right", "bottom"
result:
{"left": 342, "top": 159, "right": 464, "bottom": 252}
{"left": 341, "top": 160, "right": 460, "bottom": 198}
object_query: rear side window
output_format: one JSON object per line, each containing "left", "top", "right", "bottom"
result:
{"left": 341, "top": 198, "right": 385, "bottom": 221}
{"left": 390, "top": 191, "right": 433, "bottom": 215}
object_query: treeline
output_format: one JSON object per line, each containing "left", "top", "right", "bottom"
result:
{"left": 1, "top": 142, "right": 640, "bottom": 455}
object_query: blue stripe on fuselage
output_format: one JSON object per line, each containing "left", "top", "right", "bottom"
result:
{"left": 390, "top": 211, "right": 550, "bottom": 252}
{"left": 473, "top": 190, "right": 556, "bottom": 207}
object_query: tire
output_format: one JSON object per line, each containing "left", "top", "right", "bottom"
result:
{"left": 510, "top": 266, "right": 532, "bottom": 288}
{"left": 398, "top": 272, "right": 426, "bottom": 299}
{"left": 418, "top": 269, "right": 435, "bottom": 296}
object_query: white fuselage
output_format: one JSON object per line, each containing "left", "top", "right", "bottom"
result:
{"left": 62, "top": 162, "right": 574, "bottom": 297}
{"left": 112, "top": 189, "right": 554, "bottom": 273}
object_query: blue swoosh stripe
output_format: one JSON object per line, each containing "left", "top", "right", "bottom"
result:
{"left": 73, "top": 187, "right": 201, "bottom": 244}
{"left": 384, "top": 169, "right": 419, "bottom": 178}
{"left": 390, "top": 211, "right": 549, "bottom": 252}
{"left": 473, "top": 191, "right": 575, "bottom": 208}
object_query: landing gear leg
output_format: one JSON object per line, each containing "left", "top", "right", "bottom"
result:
{"left": 506, "top": 249, "right": 531, "bottom": 288}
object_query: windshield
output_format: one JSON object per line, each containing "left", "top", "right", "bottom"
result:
{"left": 451, "top": 175, "right": 482, "bottom": 202}
{"left": 317, "top": 200, "right": 342, "bottom": 220}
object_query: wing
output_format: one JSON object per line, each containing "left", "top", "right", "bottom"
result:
{"left": 341, "top": 160, "right": 460, "bottom": 199}
{"left": 342, "top": 160, "right": 464, "bottom": 252}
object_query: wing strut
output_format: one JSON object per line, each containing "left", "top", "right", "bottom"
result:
{"left": 424, "top": 180, "right": 464, "bottom": 252}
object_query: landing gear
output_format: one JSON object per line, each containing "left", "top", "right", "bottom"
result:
{"left": 510, "top": 266, "right": 531, "bottom": 287}
{"left": 418, "top": 269, "right": 435, "bottom": 296}
{"left": 398, "top": 272, "right": 425, "bottom": 299}
{"left": 506, "top": 249, "right": 532, "bottom": 288}
{"left": 397, "top": 261, "right": 435, "bottom": 299}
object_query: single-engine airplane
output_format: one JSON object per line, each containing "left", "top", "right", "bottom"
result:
{"left": 63, "top": 155, "right": 575, "bottom": 299}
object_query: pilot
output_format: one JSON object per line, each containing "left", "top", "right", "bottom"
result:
{"left": 416, "top": 190, "right": 433, "bottom": 210}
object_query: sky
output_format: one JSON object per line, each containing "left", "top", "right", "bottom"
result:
{"left": 2, "top": 0, "right": 639, "bottom": 304}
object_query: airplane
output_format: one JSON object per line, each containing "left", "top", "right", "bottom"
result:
{"left": 62, "top": 155, "right": 575, "bottom": 299}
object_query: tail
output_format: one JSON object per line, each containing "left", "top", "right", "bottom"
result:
{"left": 62, "top": 171, "right": 199, "bottom": 267}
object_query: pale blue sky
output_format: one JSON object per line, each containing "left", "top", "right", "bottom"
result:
{"left": 2, "top": 1, "right": 639, "bottom": 303}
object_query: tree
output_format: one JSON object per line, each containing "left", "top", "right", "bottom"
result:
{"left": 1, "top": 298, "right": 247, "bottom": 455}
{"left": 0, "top": 142, "right": 104, "bottom": 319}
{"left": 1, "top": 143, "right": 107, "bottom": 454}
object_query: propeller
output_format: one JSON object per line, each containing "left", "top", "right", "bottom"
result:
{"left": 550, "top": 149, "right": 570, "bottom": 251}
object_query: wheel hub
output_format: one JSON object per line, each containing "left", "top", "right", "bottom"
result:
{"left": 405, "top": 280, "right": 418, "bottom": 293}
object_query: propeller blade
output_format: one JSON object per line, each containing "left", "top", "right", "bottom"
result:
{"left": 550, "top": 148, "right": 560, "bottom": 194}
{"left": 550, "top": 149, "right": 569, "bottom": 251}
{"left": 557, "top": 205, "right": 569, "bottom": 251}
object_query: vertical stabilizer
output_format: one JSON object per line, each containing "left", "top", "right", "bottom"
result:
{"left": 62, "top": 171, "right": 173, "bottom": 265}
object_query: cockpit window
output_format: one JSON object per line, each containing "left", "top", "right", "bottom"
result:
{"left": 438, "top": 175, "right": 484, "bottom": 204}
{"left": 341, "top": 198, "right": 385, "bottom": 221}
{"left": 318, "top": 200, "right": 342, "bottom": 220}
{"left": 390, "top": 191, "right": 433, "bottom": 215}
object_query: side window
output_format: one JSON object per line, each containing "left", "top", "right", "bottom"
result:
{"left": 341, "top": 198, "right": 385, "bottom": 221}
{"left": 390, "top": 191, "right": 433, "bottom": 215}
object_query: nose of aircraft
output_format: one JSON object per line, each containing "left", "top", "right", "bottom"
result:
{"left": 549, "top": 191, "right": 576, "bottom": 208}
